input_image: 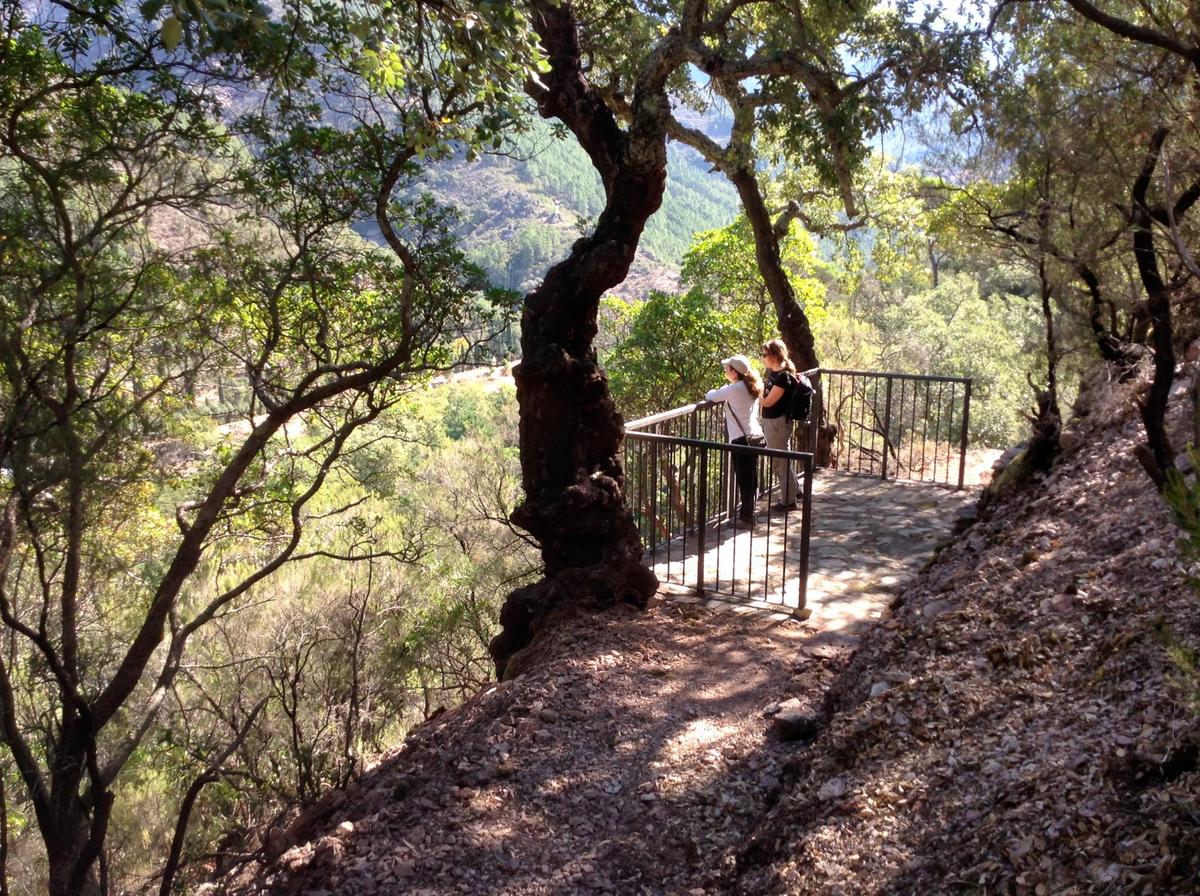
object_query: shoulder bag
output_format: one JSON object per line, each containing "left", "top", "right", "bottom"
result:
{"left": 726, "top": 398, "right": 767, "bottom": 447}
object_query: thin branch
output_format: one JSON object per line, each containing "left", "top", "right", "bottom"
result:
{"left": 157, "top": 699, "right": 268, "bottom": 896}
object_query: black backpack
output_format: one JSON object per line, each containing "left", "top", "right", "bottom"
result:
{"left": 786, "top": 373, "right": 815, "bottom": 422}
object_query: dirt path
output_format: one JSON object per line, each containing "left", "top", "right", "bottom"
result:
{"left": 221, "top": 605, "right": 851, "bottom": 895}
{"left": 220, "top": 473, "right": 983, "bottom": 896}
{"left": 218, "top": 377, "right": 1200, "bottom": 896}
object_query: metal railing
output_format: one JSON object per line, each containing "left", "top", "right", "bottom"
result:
{"left": 812, "top": 368, "right": 972, "bottom": 489}
{"left": 623, "top": 403, "right": 813, "bottom": 611}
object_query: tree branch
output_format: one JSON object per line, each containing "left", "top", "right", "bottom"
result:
{"left": 1062, "top": 0, "right": 1197, "bottom": 65}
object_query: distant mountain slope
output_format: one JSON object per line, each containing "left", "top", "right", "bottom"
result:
{"left": 423, "top": 120, "right": 739, "bottom": 297}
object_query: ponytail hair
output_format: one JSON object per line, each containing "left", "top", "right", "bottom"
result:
{"left": 762, "top": 338, "right": 796, "bottom": 373}
{"left": 737, "top": 367, "right": 763, "bottom": 398}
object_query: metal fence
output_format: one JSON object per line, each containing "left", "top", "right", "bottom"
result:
{"left": 811, "top": 369, "right": 972, "bottom": 489}
{"left": 623, "top": 403, "right": 813, "bottom": 611}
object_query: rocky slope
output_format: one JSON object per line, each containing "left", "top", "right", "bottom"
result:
{"left": 733, "top": 369, "right": 1200, "bottom": 894}
{"left": 216, "top": 366, "right": 1199, "bottom": 895}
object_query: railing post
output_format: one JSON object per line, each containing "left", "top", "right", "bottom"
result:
{"left": 797, "top": 454, "right": 813, "bottom": 613}
{"left": 958, "top": 379, "right": 972, "bottom": 490}
{"left": 881, "top": 375, "right": 894, "bottom": 481}
{"left": 809, "top": 371, "right": 821, "bottom": 463}
{"left": 695, "top": 445, "right": 708, "bottom": 595}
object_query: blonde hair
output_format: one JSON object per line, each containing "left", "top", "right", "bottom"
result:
{"left": 761, "top": 338, "right": 796, "bottom": 373}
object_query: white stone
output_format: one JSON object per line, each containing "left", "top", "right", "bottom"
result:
{"left": 818, "top": 777, "right": 847, "bottom": 800}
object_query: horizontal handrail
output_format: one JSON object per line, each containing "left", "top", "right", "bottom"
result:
{"left": 818, "top": 367, "right": 971, "bottom": 385}
{"left": 625, "top": 403, "right": 705, "bottom": 431}
{"left": 625, "top": 369, "right": 965, "bottom": 435}
{"left": 621, "top": 366, "right": 972, "bottom": 489}
{"left": 626, "top": 429, "right": 814, "bottom": 464}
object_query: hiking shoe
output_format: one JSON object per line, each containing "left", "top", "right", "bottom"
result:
{"left": 771, "top": 501, "right": 799, "bottom": 511}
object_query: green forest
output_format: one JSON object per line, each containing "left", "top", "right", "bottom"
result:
{"left": 0, "top": 0, "right": 1197, "bottom": 894}
{"left": 425, "top": 118, "right": 740, "bottom": 293}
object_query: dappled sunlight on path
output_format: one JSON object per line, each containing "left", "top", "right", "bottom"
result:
{"left": 221, "top": 605, "right": 843, "bottom": 895}
{"left": 223, "top": 478, "right": 984, "bottom": 895}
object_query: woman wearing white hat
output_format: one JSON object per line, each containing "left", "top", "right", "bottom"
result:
{"left": 705, "top": 354, "right": 764, "bottom": 527}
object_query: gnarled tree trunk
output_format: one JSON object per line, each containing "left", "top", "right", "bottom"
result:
{"left": 1028, "top": 259, "right": 1062, "bottom": 471}
{"left": 1079, "top": 262, "right": 1137, "bottom": 367}
{"left": 489, "top": 1, "right": 693, "bottom": 677}
{"left": 1131, "top": 127, "right": 1178, "bottom": 489}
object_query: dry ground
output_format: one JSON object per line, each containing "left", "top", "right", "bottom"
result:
{"left": 733, "top": 370, "right": 1200, "bottom": 894}
{"left": 219, "top": 605, "right": 848, "bottom": 895}
{"left": 218, "top": 368, "right": 1200, "bottom": 895}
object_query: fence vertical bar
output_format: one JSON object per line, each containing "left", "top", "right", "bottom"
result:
{"left": 907, "top": 378, "right": 917, "bottom": 478}
{"left": 635, "top": 440, "right": 645, "bottom": 543}
{"left": 958, "top": 379, "right": 972, "bottom": 490}
{"left": 871, "top": 376, "right": 881, "bottom": 475}
{"left": 650, "top": 439, "right": 659, "bottom": 555}
{"left": 664, "top": 442, "right": 673, "bottom": 574}
{"left": 778, "top": 456, "right": 790, "bottom": 605}
{"left": 881, "top": 375, "right": 894, "bottom": 481}
{"left": 695, "top": 446, "right": 708, "bottom": 595}
{"left": 849, "top": 374, "right": 858, "bottom": 472}
{"left": 797, "top": 454, "right": 813, "bottom": 613}
{"left": 933, "top": 381, "right": 944, "bottom": 483}
{"left": 809, "top": 371, "right": 821, "bottom": 463}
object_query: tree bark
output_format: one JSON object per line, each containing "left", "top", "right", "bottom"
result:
{"left": 41, "top": 708, "right": 113, "bottom": 896}
{"left": 1079, "top": 262, "right": 1135, "bottom": 366}
{"left": 488, "top": 1, "right": 690, "bottom": 677}
{"left": 1027, "top": 259, "right": 1062, "bottom": 471}
{"left": 654, "top": 107, "right": 822, "bottom": 372}
{"left": 0, "top": 773, "right": 8, "bottom": 896}
{"left": 45, "top": 811, "right": 106, "bottom": 896}
{"left": 1131, "top": 127, "right": 1177, "bottom": 488}
{"left": 729, "top": 168, "right": 820, "bottom": 370}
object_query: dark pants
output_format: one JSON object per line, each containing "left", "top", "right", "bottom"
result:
{"left": 731, "top": 436, "right": 758, "bottom": 520}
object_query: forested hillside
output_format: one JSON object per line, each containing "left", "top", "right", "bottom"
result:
{"left": 420, "top": 119, "right": 739, "bottom": 296}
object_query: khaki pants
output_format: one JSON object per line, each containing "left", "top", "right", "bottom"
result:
{"left": 762, "top": 415, "right": 798, "bottom": 505}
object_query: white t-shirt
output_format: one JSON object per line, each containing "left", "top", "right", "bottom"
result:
{"left": 705, "top": 381, "right": 763, "bottom": 442}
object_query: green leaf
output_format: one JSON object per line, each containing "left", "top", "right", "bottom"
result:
{"left": 139, "top": 0, "right": 165, "bottom": 20}
{"left": 160, "top": 16, "right": 183, "bottom": 51}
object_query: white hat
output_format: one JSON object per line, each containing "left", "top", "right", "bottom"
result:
{"left": 721, "top": 354, "right": 753, "bottom": 376}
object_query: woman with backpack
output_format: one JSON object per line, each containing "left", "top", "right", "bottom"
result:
{"left": 704, "top": 354, "right": 764, "bottom": 528}
{"left": 759, "top": 338, "right": 801, "bottom": 510}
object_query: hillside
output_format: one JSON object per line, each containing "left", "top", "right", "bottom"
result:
{"left": 420, "top": 120, "right": 739, "bottom": 297}
{"left": 732, "top": 371, "right": 1200, "bottom": 893}
{"left": 215, "top": 366, "right": 1199, "bottom": 895}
